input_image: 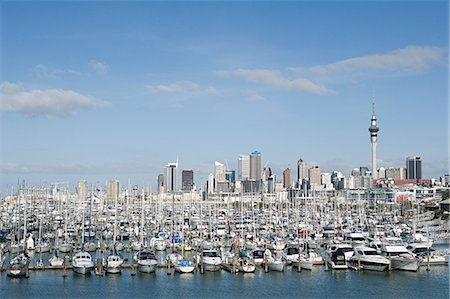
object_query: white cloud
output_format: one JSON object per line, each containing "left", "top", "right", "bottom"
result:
{"left": 302, "top": 46, "right": 446, "bottom": 75}
{"left": 146, "top": 80, "right": 217, "bottom": 95}
{"left": 0, "top": 82, "right": 108, "bottom": 117}
{"left": 242, "top": 89, "right": 267, "bottom": 102}
{"left": 222, "top": 69, "right": 333, "bottom": 95}
{"left": 89, "top": 60, "right": 109, "bottom": 74}
{"left": 35, "top": 64, "right": 82, "bottom": 78}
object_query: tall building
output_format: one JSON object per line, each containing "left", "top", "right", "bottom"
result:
{"left": 76, "top": 180, "right": 88, "bottom": 202}
{"left": 157, "top": 174, "right": 164, "bottom": 194}
{"left": 165, "top": 162, "right": 178, "bottom": 193}
{"left": 297, "top": 159, "right": 308, "bottom": 182}
{"left": 182, "top": 170, "right": 194, "bottom": 192}
{"left": 215, "top": 161, "right": 226, "bottom": 182}
{"left": 225, "top": 169, "right": 235, "bottom": 183}
{"left": 207, "top": 173, "right": 215, "bottom": 194}
{"left": 238, "top": 155, "right": 250, "bottom": 181}
{"left": 308, "top": 165, "right": 321, "bottom": 186}
{"left": 368, "top": 99, "right": 379, "bottom": 179}
{"left": 106, "top": 180, "right": 119, "bottom": 203}
{"left": 406, "top": 156, "right": 422, "bottom": 180}
{"left": 250, "top": 150, "right": 261, "bottom": 181}
{"left": 283, "top": 168, "right": 291, "bottom": 189}
{"left": 262, "top": 167, "right": 272, "bottom": 181}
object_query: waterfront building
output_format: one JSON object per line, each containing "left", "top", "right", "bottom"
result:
{"left": 215, "top": 161, "right": 226, "bottom": 182}
{"left": 207, "top": 173, "right": 215, "bottom": 194}
{"left": 406, "top": 156, "right": 422, "bottom": 180}
{"left": 225, "top": 169, "right": 236, "bottom": 183}
{"left": 386, "top": 167, "right": 407, "bottom": 180}
{"left": 378, "top": 167, "right": 386, "bottom": 179}
{"left": 182, "top": 170, "right": 194, "bottom": 192}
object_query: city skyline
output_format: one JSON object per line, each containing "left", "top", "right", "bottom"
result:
{"left": 0, "top": 1, "right": 448, "bottom": 190}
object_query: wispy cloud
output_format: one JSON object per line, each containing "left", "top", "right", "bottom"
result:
{"left": 242, "top": 89, "right": 267, "bottom": 103}
{"left": 146, "top": 80, "right": 217, "bottom": 95}
{"left": 35, "top": 64, "right": 82, "bottom": 78}
{"left": 89, "top": 60, "right": 109, "bottom": 74}
{"left": 222, "top": 69, "right": 332, "bottom": 95}
{"left": 0, "top": 82, "right": 108, "bottom": 117}
{"left": 296, "top": 46, "right": 446, "bottom": 75}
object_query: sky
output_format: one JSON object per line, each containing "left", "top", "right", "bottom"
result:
{"left": 0, "top": 1, "right": 448, "bottom": 191}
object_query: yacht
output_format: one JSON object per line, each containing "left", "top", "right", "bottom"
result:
{"left": 200, "top": 250, "right": 222, "bottom": 271}
{"left": 103, "top": 253, "right": 124, "bottom": 274}
{"left": 169, "top": 254, "right": 195, "bottom": 274}
{"left": 263, "top": 249, "right": 284, "bottom": 272}
{"left": 71, "top": 251, "right": 94, "bottom": 274}
{"left": 282, "top": 246, "right": 300, "bottom": 264}
{"left": 348, "top": 246, "right": 390, "bottom": 271}
{"left": 136, "top": 250, "right": 158, "bottom": 273}
{"left": 249, "top": 248, "right": 265, "bottom": 266}
{"left": 7, "top": 254, "right": 29, "bottom": 277}
{"left": 381, "top": 237, "right": 420, "bottom": 271}
{"left": 326, "top": 243, "right": 353, "bottom": 269}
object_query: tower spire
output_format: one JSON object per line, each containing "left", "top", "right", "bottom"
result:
{"left": 369, "top": 98, "right": 379, "bottom": 179}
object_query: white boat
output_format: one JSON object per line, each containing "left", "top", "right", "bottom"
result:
{"left": 131, "top": 241, "right": 143, "bottom": 251}
{"left": 238, "top": 257, "right": 256, "bottom": 273}
{"left": 72, "top": 251, "right": 94, "bottom": 274}
{"left": 104, "top": 253, "right": 124, "bottom": 274}
{"left": 7, "top": 254, "right": 29, "bottom": 277}
{"left": 169, "top": 254, "right": 195, "bottom": 274}
{"left": 35, "top": 241, "right": 51, "bottom": 253}
{"left": 154, "top": 238, "right": 167, "bottom": 251}
{"left": 249, "top": 249, "right": 265, "bottom": 265}
{"left": 83, "top": 241, "right": 97, "bottom": 252}
{"left": 201, "top": 250, "right": 222, "bottom": 271}
{"left": 381, "top": 237, "right": 420, "bottom": 271}
{"left": 58, "top": 242, "right": 73, "bottom": 253}
{"left": 263, "top": 249, "right": 284, "bottom": 272}
{"left": 49, "top": 252, "right": 64, "bottom": 266}
{"left": 270, "top": 238, "right": 286, "bottom": 251}
{"left": 136, "top": 250, "right": 158, "bottom": 273}
{"left": 348, "top": 247, "right": 390, "bottom": 271}
{"left": 326, "top": 243, "right": 353, "bottom": 269}
{"left": 282, "top": 246, "right": 299, "bottom": 264}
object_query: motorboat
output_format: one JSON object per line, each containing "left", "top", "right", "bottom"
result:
{"left": 7, "top": 254, "right": 29, "bottom": 277}
{"left": 326, "top": 243, "right": 353, "bottom": 269}
{"left": 348, "top": 246, "right": 390, "bottom": 271}
{"left": 103, "top": 253, "right": 124, "bottom": 274}
{"left": 71, "top": 251, "right": 94, "bottom": 274}
{"left": 381, "top": 237, "right": 420, "bottom": 271}
{"left": 249, "top": 249, "right": 265, "bottom": 266}
{"left": 200, "top": 250, "right": 222, "bottom": 271}
{"left": 282, "top": 246, "right": 299, "bottom": 264}
{"left": 136, "top": 250, "right": 158, "bottom": 273}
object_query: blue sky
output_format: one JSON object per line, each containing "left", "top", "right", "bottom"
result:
{"left": 0, "top": 1, "right": 448, "bottom": 191}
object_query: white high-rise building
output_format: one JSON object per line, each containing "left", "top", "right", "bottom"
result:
{"left": 165, "top": 162, "right": 178, "bottom": 193}
{"left": 238, "top": 155, "right": 250, "bottom": 181}
{"left": 215, "top": 161, "right": 226, "bottom": 182}
{"left": 208, "top": 173, "right": 215, "bottom": 194}
{"left": 77, "top": 180, "right": 88, "bottom": 202}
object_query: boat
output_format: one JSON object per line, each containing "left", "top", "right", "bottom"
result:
{"left": 200, "top": 249, "right": 222, "bottom": 271}
{"left": 249, "top": 249, "right": 265, "bottom": 265}
{"left": 381, "top": 237, "right": 420, "bottom": 271}
{"left": 348, "top": 246, "right": 390, "bottom": 271}
{"left": 49, "top": 251, "right": 64, "bottom": 266}
{"left": 282, "top": 246, "right": 299, "bottom": 264}
{"left": 263, "top": 249, "right": 284, "bottom": 272}
{"left": 136, "top": 250, "right": 158, "bottom": 273}
{"left": 326, "top": 243, "right": 353, "bottom": 269}
{"left": 169, "top": 254, "right": 195, "bottom": 274}
{"left": 238, "top": 257, "right": 256, "bottom": 273}
{"left": 103, "top": 253, "right": 124, "bottom": 274}
{"left": 7, "top": 254, "right": 29, "bottom": 277}
{"left": 71, "top": 251, "right": 94, "bottom": 274}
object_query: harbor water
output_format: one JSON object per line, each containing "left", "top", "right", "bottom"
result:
{"left": 1, "top": 251, "right": 449, "bottom": 299}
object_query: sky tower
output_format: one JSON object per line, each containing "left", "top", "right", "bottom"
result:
{"left": 368, "top": 99, "right": 379, "bottom": 179}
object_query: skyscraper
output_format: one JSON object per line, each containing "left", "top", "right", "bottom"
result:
{"left": 225, "top": 169, "right": 236, "bottom": 183}
{"left": 283, "top": 168, "right": 291, "bottom": 189}
{"left": 165, "top": 162, "right": 178, "bottom": 193}
{"left": 297, "top": 159, "right": 308, "bottom": 182}
{"left": 76, "top": 180, "right": 88, "bottom": 202}
{"left": 182, "top": 170, "right": 194, "bottom": 192}
{"left": 406, "top": 156, "right": 422, "bottom": 180}
{"left": 215, "top": 161, "right": 226, "bottom": 182}
{"left": 250, "top": 150, "right": 261, "bottom": 181}
{"left": 157, "top": 174, "right": 164, "bottom": 194}
{"left": 106, "top": 180, "right": 119, "bottom": 203}
{"left": 308, "top": 165, "right": 321, "bottom": 186}
{"left": 368, "top": 99, "right": 379, "bottom": 179}
{"left": 238, "top": 155, "right": 250, "bottom": 181}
